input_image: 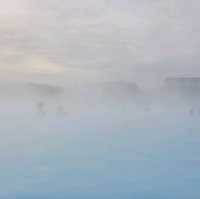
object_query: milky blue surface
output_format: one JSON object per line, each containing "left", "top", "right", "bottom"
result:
{"left": 0, "top": 102, "right": 200, "bottom": 199}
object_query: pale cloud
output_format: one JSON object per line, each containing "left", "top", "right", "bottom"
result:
{"left": 0, "top": 0, "right": 200, "bottom": 85}
{"left": 0, "top": 0, "right": 27, "bottom": 17}
{"left": 21, "top": 57, "right": 64, "bottom": 75}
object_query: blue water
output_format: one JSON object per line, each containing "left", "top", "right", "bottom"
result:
{"left": 0, "top": 103, "right": 200, "bottom": 199}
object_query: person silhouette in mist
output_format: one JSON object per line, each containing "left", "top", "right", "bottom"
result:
{"left": 189, "top": 108, "right": 194, "bottom": 117}
{"left": 57, "top": 104, "right": 67, "bottom": 116}
{"left": 37, "top": 101, "right": 46, "bottom": 115}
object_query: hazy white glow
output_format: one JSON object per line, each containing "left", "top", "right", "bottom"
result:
{"left": 0, "top": 0, "right": 199, "bottom": 86}
{"left": 0, "top": 0, "right": 27, "bottom": 16}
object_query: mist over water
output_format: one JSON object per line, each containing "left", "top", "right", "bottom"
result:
{"left": 0, "top": 0, "right": 200, "bottom": 198}
{"left": 0, "top": 79, "right": 199, "bottom": 199}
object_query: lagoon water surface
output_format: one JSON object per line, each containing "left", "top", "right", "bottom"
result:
{"left": 0, "top": 94, "right": 199, "bottom": 199}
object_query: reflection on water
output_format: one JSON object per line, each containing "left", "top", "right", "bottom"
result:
{"left": 0, "top": 89, "right": 200, "bottom": 199}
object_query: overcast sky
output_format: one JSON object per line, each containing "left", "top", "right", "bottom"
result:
{"left": 0, "top": 0, "right": 199, "bottom": 87}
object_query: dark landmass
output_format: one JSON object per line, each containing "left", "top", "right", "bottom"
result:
{"left": 162, "top": 77, "right": 200, "bottom": 97}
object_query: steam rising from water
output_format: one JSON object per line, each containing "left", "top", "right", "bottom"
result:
{"left": 0, "top": 80, "right": 200, "bottom": 198}
{"left": 0, "top": 0, "right": 200, "bottom": 87}
{"left": 0, "top": 0, "right": 200, "bottom": 198}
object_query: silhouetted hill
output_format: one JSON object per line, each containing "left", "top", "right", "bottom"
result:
{"left": 163, "top": 77, "right": 200, "bottom": 97}
{"left": 159, "top": 77, "right": 200, "bottom": 106}
{"left": 92, "top": 81, "right": 141, "bottom": 96}
{"left": 0, "top": 82, "right": 64, "bottom": 99}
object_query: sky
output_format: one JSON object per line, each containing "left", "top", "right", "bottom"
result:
{"left": 0, "top": 0, "right": 200, "bottom": 87}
